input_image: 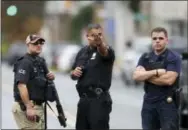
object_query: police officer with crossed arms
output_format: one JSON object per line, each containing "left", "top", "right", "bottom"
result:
{"left": 12, "top": 34, "right": 55, "bottom": 129}
{"left": 133, "top": 27, "right": 182, "bottom": 130}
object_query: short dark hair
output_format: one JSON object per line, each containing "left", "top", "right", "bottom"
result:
{"left": 151, "top": 27, "right": 168, "bottom": 37}
{"left": 86, "top": 23, "right": 102, "bottom": 33}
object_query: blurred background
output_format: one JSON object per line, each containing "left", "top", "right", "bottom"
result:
{"left": 1, "top": 1, "right": 188, "bottom": 129}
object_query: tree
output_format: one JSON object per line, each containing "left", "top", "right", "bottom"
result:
{"left": 128, "top": 0, "right": 141, "bottom": 14}
{"left": 128, "top": 0, "right": 141, "bottom": 32}
{"left": 2, "top": 1, "right": 45, "bottom": 43}
{"left": 70, "top": 5, "right": 94, "bottom": 42}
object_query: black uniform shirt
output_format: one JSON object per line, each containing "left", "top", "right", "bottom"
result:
{"left": 14, "top": 53, "right": 48, "bottom": 100}
{"left": 15, "top": 57, "right": 32, "bottom": 84}
{"left": 71, "top": 46, "right": 115, "bottom": 91}
{"left": 137, "top": 49, "right": 181, "bottom": 102}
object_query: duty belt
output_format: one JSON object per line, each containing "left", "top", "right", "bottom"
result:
{"left": 16, "top": 100, "right": 43, "bottom": 111}
{"left": 80, "top": 86, "right": 105, "bottom": 98}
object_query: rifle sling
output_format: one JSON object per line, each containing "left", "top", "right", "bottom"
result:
{"left": 46, "top": 102, "right": 58, "bottom": 117}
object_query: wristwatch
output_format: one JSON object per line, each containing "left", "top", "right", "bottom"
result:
{"left": 156, "top": 69, "right": 159, "bottom": 77}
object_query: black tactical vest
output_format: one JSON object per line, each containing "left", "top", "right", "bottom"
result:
{"left": 13, "top": 54, "right": 56, "bottom": 102}
{"left": 142, "top": 49, "right": 179, "bottom": 94}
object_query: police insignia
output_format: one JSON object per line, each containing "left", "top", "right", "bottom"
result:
{"left": 91, "top": 52, "right": 96, "bottom": 60}
{"left": 33, "top": 67, "right": 37, "bottom": 72}
{"left": 18, "top": 69, "right": 26, "bottom": 74}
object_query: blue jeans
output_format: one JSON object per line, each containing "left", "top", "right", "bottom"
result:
{"left": 141, "top": 99, "right": 179, "bottom": 130}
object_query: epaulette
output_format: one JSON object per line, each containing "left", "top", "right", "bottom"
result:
{"left": 17, "top": 56, "right": 24, "bottom": 61}
{"left": 13, "top": 56, "right": 24, "bottom": 72}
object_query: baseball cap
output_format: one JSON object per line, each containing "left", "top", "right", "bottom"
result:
{"left": 25, "top": 34, "right": 45, "bottom": 44}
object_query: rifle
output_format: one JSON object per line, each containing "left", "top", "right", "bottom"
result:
{"left": 46, "top": 80, "right": 67, "bottom": 127}
{"left": 39, "top": 57, "right": 67, "bottom": 127}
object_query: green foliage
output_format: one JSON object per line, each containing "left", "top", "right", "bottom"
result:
{"left": 129, "top": 0, "right": 141, "bottom": 14}
{"left": 70, "top": 5, "right": 94, "bottom": 42}
{"left": 2, "top": 1, "right": 45, "bottom": 43}
{"left": 1, "top": 41, "right": 10, "bottom": 56}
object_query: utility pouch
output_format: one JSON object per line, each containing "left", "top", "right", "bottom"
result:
{"left": 28, "top": 77, "right": 47, "bottom": 101}
{"left": 46, "top": 81, "right": 56, "bottom": 102}
{"left": 172, "top": 88, "right": 182, "bottom": 108}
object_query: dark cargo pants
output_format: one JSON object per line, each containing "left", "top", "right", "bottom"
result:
{"left": 76, "top": 93, "right": 112, "bottom": 130}
{"left": 141, "top": 99, "right": 179, "bottom": 130}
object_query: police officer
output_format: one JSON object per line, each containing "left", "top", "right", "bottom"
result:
{"left": 12, "top": 34, "right": 55, "bottom": 129}
{"left": 70, "top": 24, "right": 115, "bottom": 130}
{"left": 133, "top": 27, "right": 182, "bottom": 130}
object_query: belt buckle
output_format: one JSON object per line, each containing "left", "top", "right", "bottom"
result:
{"left": 95, "top": 88, "right": 103, "bottom": 95}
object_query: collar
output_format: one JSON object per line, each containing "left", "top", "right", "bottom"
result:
{"left": 152, "top": 49, "right": 169, "bottom": 62}
{"left": 152, "top": 48, "right": 168, "bottom": 57}
{"left": 26, "top": 53, "right": 40, "bottom": 60}
{"left": 87, "top": 45, "right": 97, "bottom": 52}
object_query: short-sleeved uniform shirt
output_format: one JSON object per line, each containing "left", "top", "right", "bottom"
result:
{"left": 13, "top": 53, "right": 48, "bottom": 101}
{"left": 137, "top": 49, "right": 182, "bottom": 101}
{"left": 71, "top": 45, "right": 115, "bottom": 91}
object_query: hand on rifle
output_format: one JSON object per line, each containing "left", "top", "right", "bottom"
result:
{"left": 47, "top": 71, "right": 55, "bottom": 80}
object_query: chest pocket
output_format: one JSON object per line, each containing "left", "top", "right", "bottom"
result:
{"left": 77, "top": 53, "right": 89, "bottom": 67}
{"left": 87, "top": 52, "right": 99, "bottom": 68}
{"left": 77, "top": 51, "right": 96, "bottom": 66}
{"left": 146, "top": 59, "right": 166, "bottom": 70}
{"left": 31, "top": 61, "right": 46, "bottom": 79}
{"left": 143, "top": 51, "right": 169, "bottom": 71}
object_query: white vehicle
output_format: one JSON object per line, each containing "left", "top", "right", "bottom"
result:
{"left": 121, "top": 37, "right": 152, "bottom": 86}
{"left": 40, "top": 42, "right": 52, "bottom": 68}
{"left": 57, "top": 44, "right": 81, "bottom": 73}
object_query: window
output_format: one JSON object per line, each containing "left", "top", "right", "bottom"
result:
{"left": 167, "top": 20, "right": 187, "bottom": 37}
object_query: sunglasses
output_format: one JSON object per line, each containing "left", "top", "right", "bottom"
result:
{"left": 32, "top": 41, "right": 44, "bottom": 46}
{"left": 90, "top": 33, "right": 102, "bottom": 37}
{"left": 152, "top": 37, "right": 164, "bottom": 40}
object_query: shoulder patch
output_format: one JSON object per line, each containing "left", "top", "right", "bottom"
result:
{"left": 18, "top": 69, "right": 26, "bottom": 74}
{"left": 13, "top": 56, "right": 24, "bottom": 72}
{"left": 17, "top": 56, "right": 24, "bottom": 61}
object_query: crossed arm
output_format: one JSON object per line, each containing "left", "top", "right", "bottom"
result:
{"left": 133, "top": 66, "right": 178, "bottom": 86}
